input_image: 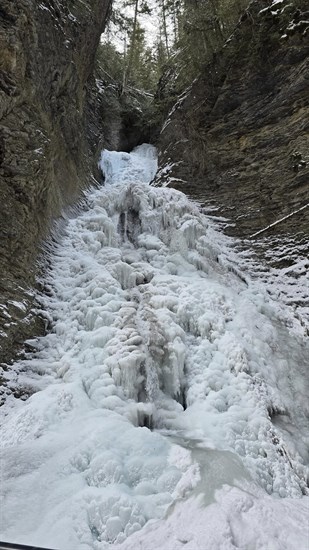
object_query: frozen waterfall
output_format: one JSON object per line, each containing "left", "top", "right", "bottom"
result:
{"left": 0, "top": 145, "right": 308, "bottom": 550}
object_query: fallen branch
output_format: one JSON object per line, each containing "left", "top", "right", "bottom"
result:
{"left": 250, "top": 203, "right": 309, "bottom": 238}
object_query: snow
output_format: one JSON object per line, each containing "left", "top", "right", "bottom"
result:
{"left": 259, "top": 0, "right": 284, "bottom": 14}
{"left": 0, "top": 145, "right": 308, "bottom": 550}
{"left": 114, "top": 485, "right": 309, "bottom": 550}
{"left": 223, "top": 232, "right": 309, "bottom": 335}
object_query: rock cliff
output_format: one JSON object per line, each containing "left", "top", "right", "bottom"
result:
{"left": 156, "top": 0, "right": 308, "bottom": 327}
{"left": 157, "top": 0, "right": 308, "bottom": 237}
{"left": 0, "top": 0, "right": 114, "bottom": 365}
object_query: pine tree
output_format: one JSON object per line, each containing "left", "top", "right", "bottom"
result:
{"left": 122, "top": 0, "right": 152, "bottom": 92}
{"left": 167, "top": 0, "right": 249, "bottom": 91}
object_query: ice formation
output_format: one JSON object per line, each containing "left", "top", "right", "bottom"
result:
{"left": 0, "top": 145, "right": 308, "bottom": 550}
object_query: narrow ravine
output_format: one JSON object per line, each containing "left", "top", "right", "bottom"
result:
{"left": 1, "top": 146, "right": 308, "bottom": 550}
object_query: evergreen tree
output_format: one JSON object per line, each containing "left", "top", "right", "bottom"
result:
{"left": 163, "top": 0, "right": 249, "bottom": 92}
{"left": 122, "top": 0, "right": 152, "bottom": 92}
{"left": 98, "top": 0, "right": 249, "bottom": 97}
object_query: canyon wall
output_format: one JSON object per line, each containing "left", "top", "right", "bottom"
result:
{"left": 0, "top": 0, "right": 114, "bottom": 365}
{"left": 157, "top": 0, "right": 308, "bottom": 238}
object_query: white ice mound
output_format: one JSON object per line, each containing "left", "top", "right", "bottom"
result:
{"left": 100, "top": 144, "right": 158, "bottom": 187}
{"left": 1, "top": 144, "right": 308, "bottom": 550}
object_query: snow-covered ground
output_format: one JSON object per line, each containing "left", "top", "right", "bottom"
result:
{"left": 1, "top": 145, "right": 308, "bottom": 550}
{"left": 229, "top": 236, "right": 309, "bottom": 341}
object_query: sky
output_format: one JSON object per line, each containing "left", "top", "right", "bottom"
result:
{"left": 102, "top": 0, "right": 174, "bottom": 52}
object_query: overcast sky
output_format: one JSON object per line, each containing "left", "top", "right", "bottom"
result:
{"left": 103, "top": 1, "right": 174, "bottom": 51}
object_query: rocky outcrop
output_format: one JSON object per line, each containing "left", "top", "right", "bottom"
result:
{"left": 156, "top": 0, "right": 309, "bottom": 239}
{"left": 155, "top": 0, "right": 309, "bottom": 330}
{"left": 0, "top": 0, "right": 114, "bottom": 365}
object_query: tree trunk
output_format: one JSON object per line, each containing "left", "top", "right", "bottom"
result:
{"left": 161, "top": 0, "right": 170, "bottom": 58}
{"left": 123, "top": 0, "right": 139, "bottom": 93}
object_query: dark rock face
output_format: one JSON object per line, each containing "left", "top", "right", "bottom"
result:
{"left": 156, "top": 0, "right": 309, "bottom": 328}
{"left": 157, "top": 0, "right": 309, "bottom": 238}
{"left": 0, "top": 0, "right": 113, "bottom": 365}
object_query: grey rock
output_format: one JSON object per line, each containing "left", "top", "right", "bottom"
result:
{"left": 0, "top": 0, "right": 113, "bottom": 365}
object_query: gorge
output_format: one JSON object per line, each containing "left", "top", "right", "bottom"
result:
{"left": 0, "top": 1, "right": 308, "bottom": 549}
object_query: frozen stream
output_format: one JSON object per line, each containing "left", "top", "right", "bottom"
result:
{"left": 0, "top": 145, "right": 308, "bottom": 549}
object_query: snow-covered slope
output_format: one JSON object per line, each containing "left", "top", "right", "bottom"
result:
{"left": 1, "top": 145, "right": 308, "bottom": 550}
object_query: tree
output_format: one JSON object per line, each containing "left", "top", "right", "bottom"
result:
{"left": 160, "top": 0, "right": 170, "bottom": 58}
{"left": 122, "top": 0, "right": 152, "bottom": 92}
{"left": 165, "top": 0, "right": 249, "bottom": 91}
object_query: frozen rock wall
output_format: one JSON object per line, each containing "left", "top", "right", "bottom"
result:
{"left": 156, "top": 0, "right": 309, "bottom": 329}
{"left": 157, "top": 0, "right": 308, "bottom": 238}
{"left": 0, "top": 0, "right": 113, "bottom": 364}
